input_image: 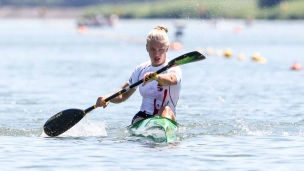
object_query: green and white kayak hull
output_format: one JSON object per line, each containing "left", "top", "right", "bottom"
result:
{"left": 127, "top": 115, "right": 179, "bottom": 143}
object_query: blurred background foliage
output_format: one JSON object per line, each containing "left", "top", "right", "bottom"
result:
{"left": 0, "top": 0, "right": 303, "bottom": 19}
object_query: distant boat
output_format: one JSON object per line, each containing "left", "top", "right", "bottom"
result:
{"left": 77, "top": 14, "right": 119, "bottom": 27}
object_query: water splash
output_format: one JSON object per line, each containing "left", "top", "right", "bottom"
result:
{"left": 40, "top": 120, "right": 107, "bottom": 137}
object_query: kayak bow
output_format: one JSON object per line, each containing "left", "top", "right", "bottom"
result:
{"left": 127, "top": 115, "right": 179, "bottom": 143}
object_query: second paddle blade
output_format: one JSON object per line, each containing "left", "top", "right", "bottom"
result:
{"left": 43, "top": 109, "right": 85, "bottom": 137}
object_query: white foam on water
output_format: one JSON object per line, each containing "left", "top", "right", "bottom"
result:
{"left": 61, "top": 120, "right": 107, "bottom": 137}
{"left": 41, "top": 119, "right": 107, "bottom": 137}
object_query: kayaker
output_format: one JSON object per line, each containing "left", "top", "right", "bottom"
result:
{"left": 96, "top": 25, "right": 182, "bottom": 124}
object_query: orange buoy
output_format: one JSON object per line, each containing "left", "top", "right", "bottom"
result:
{"left": 252, "top": 52, "right": 267, "bottom": 64}
{"left": 291, "top": 62, "right": 302, "bottom": 70}
{"left": 233, "top": 26, "right": 243, "bottom": 34}
{"left": 224, "top": 48, "right": 232, "bottom": 58}
{"left": 252, "top": 52, "right": 261, "bottom": 61}
{"left": 237, "top": 53, "right": 246, "bottom": 60}
{"left": 170, "top": 42, "right": 183, "bottom": 51}
{"left": 205, "top": 47, "right": 214, "bottom": 55}
{"left": 77, "top": 25, "right": 87, "bottom": 34}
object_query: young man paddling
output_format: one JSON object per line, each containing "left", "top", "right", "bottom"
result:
{"left": 96, "top": 25, "right": 182, "bottom": 124}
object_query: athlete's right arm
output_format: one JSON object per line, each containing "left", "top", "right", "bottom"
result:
{"left": 96, "top": 82, "right": 136, "bottom": 108}
{"left": 109, "top": 82, "right": 136, "bottom": 103}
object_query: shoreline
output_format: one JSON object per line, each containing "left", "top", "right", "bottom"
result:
{"left": 0, "top": 6, "right": 86, "bottom": 19}
{"left": 1, "top": 6, "right": 303, "bottom": 20}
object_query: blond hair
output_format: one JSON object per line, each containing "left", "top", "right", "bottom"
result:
{"left": 146, "top": 25, "right": 170, "bottom": 46}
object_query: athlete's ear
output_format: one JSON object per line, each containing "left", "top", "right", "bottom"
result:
{"left": 166, "top": 45, "right": 169, "bottom": 52}
{"left": 146, "top": 44, "right": 149, "bottom": 52}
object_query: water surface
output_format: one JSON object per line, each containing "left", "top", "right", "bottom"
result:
{"left": 0, "top": 19, "right": 303, "bottom": 170}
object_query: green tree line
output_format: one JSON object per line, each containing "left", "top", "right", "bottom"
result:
{"left": 1, "top": 0, "right": 303, "bottom": 19}
{"left": 0, "top": 0, "right": 152, "bottom": 6}
{"left": 82, "top": 0, "right": 304, "bottom": 20}
{"left": 0, "top": 0, "right": 284, "bottom": 7}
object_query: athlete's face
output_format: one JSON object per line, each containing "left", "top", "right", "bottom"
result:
{"left": 146, "top": 40, "right": 169, "bottom": 67}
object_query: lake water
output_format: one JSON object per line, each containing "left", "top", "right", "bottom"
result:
{"left": 0, "top": 19, "right": 303, "bottom": 170}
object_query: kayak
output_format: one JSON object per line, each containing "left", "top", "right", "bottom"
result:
{"left": 127, "top": 115, "right": 179, "bottom": 143}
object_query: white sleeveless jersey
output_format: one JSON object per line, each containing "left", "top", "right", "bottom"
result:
{"left": 128, "top": 59, "right": 182, "bottom": 115}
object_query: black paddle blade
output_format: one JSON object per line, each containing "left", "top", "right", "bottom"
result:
{"left": 43, "top": 109, "right": 85, "bottom": 137}
{"left": 169, "top": 51, "right": 205, "bottom": 66}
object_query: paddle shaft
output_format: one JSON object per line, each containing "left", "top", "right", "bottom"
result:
{"left": 84, "top": 64, "right": 172, "bottom": 114}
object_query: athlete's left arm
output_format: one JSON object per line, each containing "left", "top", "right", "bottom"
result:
{"left": 155, "top": 73, "right": 178, "bottom": 86}
{"left": 142, "top": 72, "right": 178, "bottom": 86}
